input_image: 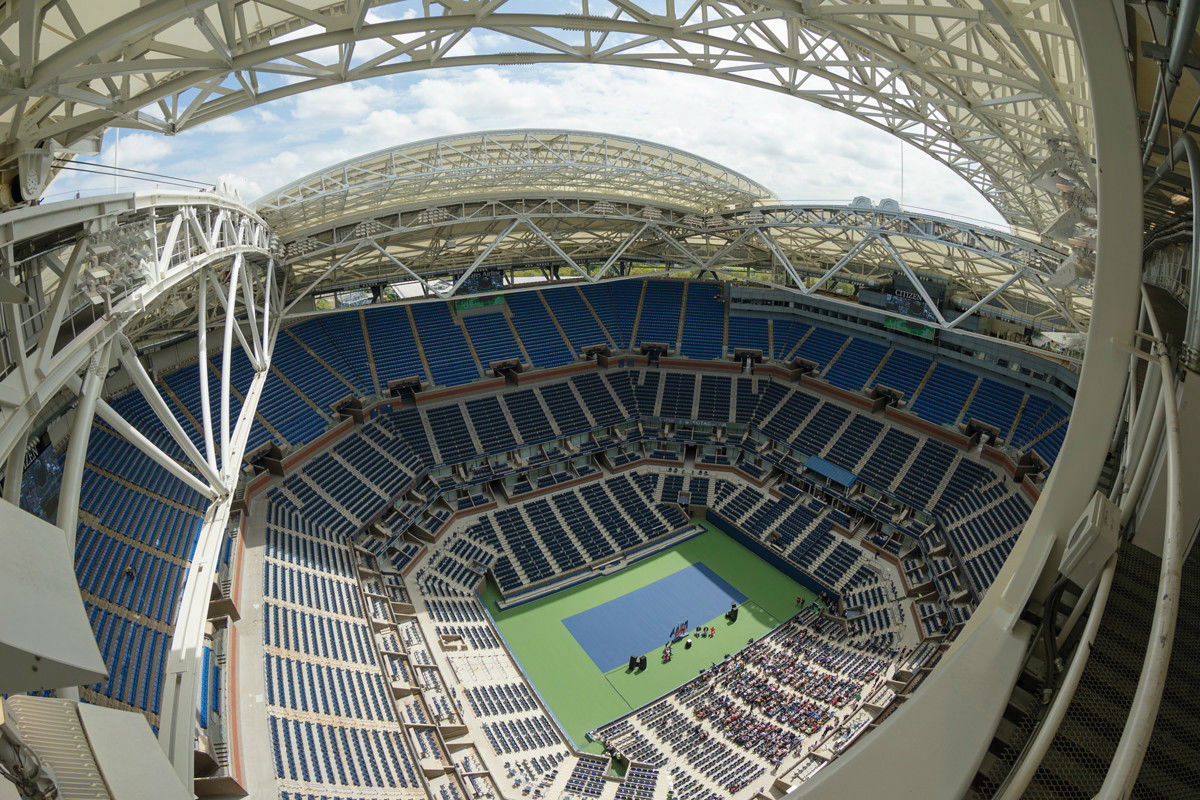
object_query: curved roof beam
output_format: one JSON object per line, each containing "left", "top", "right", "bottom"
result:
{"left": 0, "top": 0, "right": 1088, "bottom": 229}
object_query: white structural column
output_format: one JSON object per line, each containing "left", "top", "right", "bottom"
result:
{"left": 158, "top": 255, "right": 280, "bottom": 785}
{"left": 56, "top": 342, "right": 114, "bottom": 550}
{"left": 792, "top": 0, "right": 1141, "bottom": 797}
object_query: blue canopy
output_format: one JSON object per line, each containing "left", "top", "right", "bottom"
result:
{"left": 804, "top": 456, "right": 858, "bottom": 488}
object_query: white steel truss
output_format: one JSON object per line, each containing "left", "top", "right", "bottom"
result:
{"left": 0, "top": 0, "right": 1088, "bottom": 230}
{"left": 281, "top": 196, "right": 1082, "bottom": 331}
{"left": 258, "top": 129, "right": 778, "bottom": 237}
{"left": 0, "top": 189, "right": 281, "bottom": 786}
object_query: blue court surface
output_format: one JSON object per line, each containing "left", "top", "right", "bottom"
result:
{"left": 561, "top": 562, "right": 747, "bottom": 671}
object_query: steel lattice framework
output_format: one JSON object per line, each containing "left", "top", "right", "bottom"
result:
{"left": 0, "top": 189, "right": 282, "bottom": 787}
{"left": 0, "top": 0, "right": 1087, "bottom": 230}
{"left": 269, "top": 131, "right": 1079, "bottom": 330}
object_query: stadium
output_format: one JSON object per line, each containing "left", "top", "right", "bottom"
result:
{"left": 0, "top": 3, "right": 1198, "bottom": 800}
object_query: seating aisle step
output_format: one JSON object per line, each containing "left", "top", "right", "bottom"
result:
{"left": 406, "top": 305, "right": 435, "bottom": 385}
{"left": 852, "top": 426, "right": 889, "bottom": 473}
{"left": 652, "top": 370, "right": 667, "bottom": 417}
{"left": 456, "top": 310, "right": 487, "bottom": 378}
{"left": 954, "top": 376, "right": 983, "bottom": 425}
{"left": 417, "top": 407, "right": 445, "bottom": 463}
{"left": 819, "top": 335, "right": 855, "bottom": 377}
{"left": 818, "top": 411, "right": 859, "bottom": 458}
{"left": 572, "top": 285, "right": 619, "bottom": 349}
{"left": 207, "top": 357, "right": 291, "bottom": 445}
{"left": 1004, "top": 393, "right": 1030, "bottom": 446}
{"left": 927, "top": 453, "right": 962, "bottom": 509}
{"left": 503, "top": 308, "right": 535, "bottom": 366}
{"left": 905, "top": 360, "right": 938, "bottom": 407}
{"left": 863, "top": 346, "right": 893, "bottom": 389}
{"left": 674, "top": 279, "right": 688, "bottom": 353}
{"left": 359, "top": 309, "right": 382, "bottom": 396}
{"left": 496, "top": 395, "right": 525, "bottom": 445}
{"left": 285, "top": 328, "right": 363, "bottom": 396}
{"left": 784, "top": 324, "right": 815, "bottom": 361}
{"left": 157, "top": 379, "right": 204, "bottom": 439}
{"left": 888, "top": 435, "right": 927, "bottom": 494}
{"left": 537, "top": 291, "right": 580, "bottom": 360}
{"left": 1021, "top": 413, "right": 1068, "bottom": 452}
{"left": 628, "top": 279, "right": 648, "bottom": 347}
{"left": 567, "top": 381, "right": 598, "bottom": 428}
{"left": 533, "top": 388, "right": 563, "bottom": 437}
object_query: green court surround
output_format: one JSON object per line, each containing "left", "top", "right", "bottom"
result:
{"left": 477, "top": 521, "right": 820, "bottom": 750}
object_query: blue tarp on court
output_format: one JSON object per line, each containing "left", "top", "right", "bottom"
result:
{"left": 804, "top": 455, "right": 858, "bottom": 488}
{"left": 561, "top": 563, "right": 746, "bottom": 672}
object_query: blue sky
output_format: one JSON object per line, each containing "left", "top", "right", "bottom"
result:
{"left": 45, "top": 64, "right": 1007, "bottom": 227}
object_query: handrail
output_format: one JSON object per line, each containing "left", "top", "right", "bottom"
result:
{"left": 1093, "top": 286, "right": 1185, "bottom": 799}
{"left": 996, "top": 552, "right": 1118, "bottom": 800}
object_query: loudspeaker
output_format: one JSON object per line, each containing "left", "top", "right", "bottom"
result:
{"left": 638, "top": 655, "right": 647, "bottom": 670}
{"left": 629, "top": 656, "right": 638, "bottom": 671}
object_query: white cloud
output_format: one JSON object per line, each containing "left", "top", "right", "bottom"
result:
{"left": 43, "top": 65, "right": 1007, "bottom": 227}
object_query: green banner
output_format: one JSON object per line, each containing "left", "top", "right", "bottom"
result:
{"left": 455, "top": 295, "right": 506, "bottom": 310}
{"left": 884, "top": 316, "right": 936, "bottom": 340}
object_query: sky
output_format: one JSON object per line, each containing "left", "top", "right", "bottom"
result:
{"left": 44, "top": 64, "right": 1007, "bottom": 228}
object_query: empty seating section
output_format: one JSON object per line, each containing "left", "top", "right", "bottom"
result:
{"left": 75, "top": 524, "right": 185, "bottom": 624}
{"left": 659, "top": 373, "right": 696, "bottom": 419}
{"left": 270, "top": 717, "right": 418, "bottom": 789}
{"left": 727, "top": 315, "right": 769, "bottom": 354}
{"left": 73, "top": 412, "right": 207, "bottom": 720}
{"left": 364, "top": 305, "right": 427, "bottom": 384}
{"left": 824, "top": 338, "right": 887, "bottom": 391}
{"left": 771, "top": 319, "right": 811, "bottom": 360}
{"left": 1010, "top": 395, "right": 1070, "bottom": 463}
{"left": 546, "top": 286, "right": 610, "bottom": 350}
{"left": 465, "top": 471, "right": 686, "bottom": 594}
{"left": 504, "top": 291, "right": 574, "bottom": 367}
{"left": 86, "top": 607, "right": 169, "bottom": 715}
{"left": 858, "top": 429, "right": 918, "bottom": 492}
{"left": 910, "top": 362, "right": 976, "bottom": 425}
{"left": 697, "top": 375, "right": 731, "bottom": 423}
{"left": 463, "top": 311, "right": 524, "bottom": 368}
{"left": 538, "top": 383, "right": 589, "bottom": 434}
{"left": 679, "top": 282, "right": 724, "bottom": 359}
{"left": 824, "top": 417, "right": 884, "bottom": 472}
{"left": 263, "top": 515, "right": 423, "bottom": 793}
{"left": 293, "top": 316, "right": 372, "bottom": 395}
{"left": 275, "top": 330, "right": 356, "bottom": 411}
{"left": 893, "top": 440, "right": 957, "bottom": 510}
{"left": 411, "top": 303, "right": 480, "bottom": 386}
{"left": 502, "top": 390, "right": 556, "bottom": 444}
{"left": 634, "top": 280, "right": 683, "bottom": 347}
{"left": 572, "top": 373, "right": 629, "bottom": 427}
{"left": 583, "top": 281, "right": 641, "bottom": 348}
{"left": 796, "top": 327, "right": 847, "bottom": 368}
{"left": 792, "top": 403, "right": 849, "bottom": 455}
{"left": 963, "top": 377, "right": 1023, "bottom": 433}
{"left": 427, "top": 406, "right": 477, "bottom": 463}
{"left": 466, "top": 397, "right": 518, "bottom": 451}
{"left": 868, "top": 348, "right": 929, "bottom": 398}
